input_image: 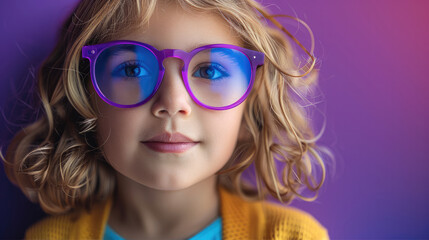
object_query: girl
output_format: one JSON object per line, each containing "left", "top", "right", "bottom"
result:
{"left": 3, "top": 0, "right": 331, "bottom": 239}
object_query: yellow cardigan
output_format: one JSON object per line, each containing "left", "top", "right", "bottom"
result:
{"left": 26, "top": 186, "right": 329, "bottom": 239}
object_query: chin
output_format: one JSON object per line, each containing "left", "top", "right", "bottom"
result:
{"left": 144, "top": 181, "right": 197, "bottom": 191}
{"left": 138, "top": 173, "right": 199, "bottom": 191}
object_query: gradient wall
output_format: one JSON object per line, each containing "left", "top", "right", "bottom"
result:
{"left": 1, "top": 0, "right": 428, "bottom": 239}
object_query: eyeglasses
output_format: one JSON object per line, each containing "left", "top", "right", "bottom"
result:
{"left": 82, "top": 40, "right": 264, "bottom": 110}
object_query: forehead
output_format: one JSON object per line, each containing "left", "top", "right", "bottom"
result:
{"left": 117, "top": 2, "right": 242, "bottom": 52}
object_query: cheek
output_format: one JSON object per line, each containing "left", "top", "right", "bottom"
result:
{"left": 95, "top": 104, "right": 143, "bottom": 168}
{"left": 200, "top": 108, "right": 245, "bottom": 166}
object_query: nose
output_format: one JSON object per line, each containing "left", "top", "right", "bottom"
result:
{"left": 150, "top": 57, "right": 192, "bottom": 118}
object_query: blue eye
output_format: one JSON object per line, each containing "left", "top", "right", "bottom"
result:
{"left": 112, "top": 61, "right": 150, "bottom": 79}
{"left": 192, "top": 63, "right": 229, "bottom": 80}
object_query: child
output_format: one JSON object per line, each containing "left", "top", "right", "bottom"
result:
{"left": 3, "top": 0, "right": 331, "bottom": 239}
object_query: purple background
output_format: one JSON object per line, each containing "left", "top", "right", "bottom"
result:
{"left": 1, "top": 0, "right": 428, "bottom": 239}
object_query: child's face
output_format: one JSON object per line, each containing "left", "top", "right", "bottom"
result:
{"left": 94, "top": 2, "right": 247, "bottom": 190}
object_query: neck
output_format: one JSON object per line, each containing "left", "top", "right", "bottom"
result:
{"left": 108, "top": 173, "right": 220, "bottom": 240}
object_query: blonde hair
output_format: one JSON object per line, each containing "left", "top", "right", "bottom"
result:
{"left": 2, "top": 0, "right": 334, "bottom": 214}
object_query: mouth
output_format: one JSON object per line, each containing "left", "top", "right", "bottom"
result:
{"left": 142, "top": 131, "right": 200, "bottom": 153}
{"left": 141, "top": 141, "right": 199, "bottom": 153}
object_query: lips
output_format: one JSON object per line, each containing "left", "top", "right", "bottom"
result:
{"left": 141, "top": 132, "right": 199, "bottom": 153}
{"left": 144, "top": 132, "right": 197, "bottom": 143}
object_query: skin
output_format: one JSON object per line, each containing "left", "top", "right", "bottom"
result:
{"left": 94, "top": 2, "right": 249, "bottom": 240}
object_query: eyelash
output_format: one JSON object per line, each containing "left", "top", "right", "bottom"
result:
{"left": 112, "top": 61, "right": 150, "bottom": 78}
{"left": 192, "top": 62, "right": 230, "bottom": 80}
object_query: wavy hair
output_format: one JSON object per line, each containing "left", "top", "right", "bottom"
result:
{"left": 2, "top": 0, "right": 334, "bottom": 214}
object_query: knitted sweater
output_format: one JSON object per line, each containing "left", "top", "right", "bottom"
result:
{"left": 25, "top": 186, "right": 329, "bottom": 239}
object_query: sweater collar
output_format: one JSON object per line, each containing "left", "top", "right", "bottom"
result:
{"left": 90, "top": 184, "right": 260, "bottom": 239}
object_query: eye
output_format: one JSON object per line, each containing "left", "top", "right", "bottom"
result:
{"left": 112, "top": 61, "right": 150, "bottom": 79}
{"left": 192, "top": 63, "right": 229, "bottom": 80}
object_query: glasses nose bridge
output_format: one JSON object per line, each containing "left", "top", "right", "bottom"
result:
{"left": 160, "top": 49, "right": 189, "bottom": 70}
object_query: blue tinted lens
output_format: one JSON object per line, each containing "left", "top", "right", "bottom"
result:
{"left": 94, "top": 44, "right": 159, "bottom": 105}
{"left": 187, "top": 48, "right": 251, "bottom": 108}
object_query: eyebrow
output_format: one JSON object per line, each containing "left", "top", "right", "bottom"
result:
{"left": 118, "top": 40, "right": 235, "bottom": 53}
{"left": 139, "top": 43, "right": 203, "bottom": 52}
{"left": 188, "top": 42, "right": 235, "bottom": 52}
{"left": 189, "top": 43, "right": 212, "bottom": 51}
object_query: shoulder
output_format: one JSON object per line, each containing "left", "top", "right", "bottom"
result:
{"left": 25, "top": 213, "right": 76, "bottom": 239}
{"left": 261, "top": 201, "right": 330, "bottom": 240}
{"left": 219, "top": 187, "right": 329, "bottom": 239}
{"left": 25, "top": 198, "right": 112, "bottom": 239}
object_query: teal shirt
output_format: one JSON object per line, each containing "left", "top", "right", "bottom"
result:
{"left": 104, "top": 217, "right": 222, "bottom": 240}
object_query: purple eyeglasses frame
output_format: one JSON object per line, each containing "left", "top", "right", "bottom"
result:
{"left": 82, "top": 40, "right": 264, "bottom": 110}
